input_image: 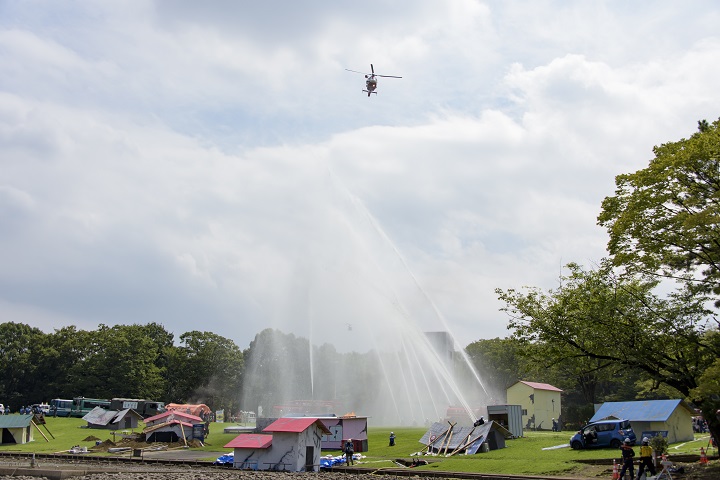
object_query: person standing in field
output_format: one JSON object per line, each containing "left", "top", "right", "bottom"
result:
{"left": 344, "top": 439, "right": 354, "bottom": 465}
{"left": 637, "top": 437, "right": 656, "bottom": 479}
{"left": 619, "top": 438, "right": 635, "bottom": 480}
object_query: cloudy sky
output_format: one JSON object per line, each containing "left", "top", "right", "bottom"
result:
{"left": 1, "top": 1, "right": 719, "bottom": 352}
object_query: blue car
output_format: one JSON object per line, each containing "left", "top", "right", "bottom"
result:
{"left": 570, "top": 419, "right": 636, "bottom": 449}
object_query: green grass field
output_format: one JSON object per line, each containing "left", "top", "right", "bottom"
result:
{"left": 1, "top": 417, "right": 714, "bottom": 476}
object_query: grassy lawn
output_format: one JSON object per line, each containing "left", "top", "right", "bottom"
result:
{"left": 1, "top": 418, "right": 714, "bottom": 476}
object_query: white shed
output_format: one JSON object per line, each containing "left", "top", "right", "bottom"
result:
{"left": 225, "top": 417, "right": 331, "bottom": 472}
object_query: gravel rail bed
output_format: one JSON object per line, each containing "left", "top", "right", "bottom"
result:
{"left": 0, "top": 454, "right": 584, "bottom": 480}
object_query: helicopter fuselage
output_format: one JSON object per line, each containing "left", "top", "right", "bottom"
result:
{"left": 364, "top": 75, "right": 378, "bottom": 96}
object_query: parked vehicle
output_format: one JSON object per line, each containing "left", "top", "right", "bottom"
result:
{"left": 49, "top": 398, "right": 74, "bottom": 417}
{"left": 109, "top": 398, "right": 166, "bottom": 418}
{"left": 570, "top": 419, "right": 636, "bottom": 449}
{"left": 31, "top": 403, "right": 50, "bottom": 414}
{"left": 70, "top": 397, "right": 111, "bottom": 417}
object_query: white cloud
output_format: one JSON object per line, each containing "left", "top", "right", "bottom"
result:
{"left": 1, "top": 1, "right": 719, "bottom": 352}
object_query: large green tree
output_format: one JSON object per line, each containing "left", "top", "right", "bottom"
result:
{"left": 0, "top": 322, "right": 47, "bottom": 408}
{"left": 167, "top": 330, "right": 244, "bottom": 413}
{"left": 69, "top": 324, "right": 166, "bottom": 399}
{"left": 497, "top": 262, "right": 720, "bottom": 439}
{"left": 598, "top": 118, "right": 720, "bottom": 304}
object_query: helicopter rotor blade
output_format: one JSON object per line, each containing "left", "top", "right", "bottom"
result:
{"left": 371, "top": 64, "right": 374, "bottom": 74}
{"left": 377, "top": 74, "right": 402, "bottom": 78}
{"left": 345, "top": 68, "right": 369, "bottom": 75}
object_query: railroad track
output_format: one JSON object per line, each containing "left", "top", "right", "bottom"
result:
{"left": 0, "top": 451, "right": 588, "bottom": 480}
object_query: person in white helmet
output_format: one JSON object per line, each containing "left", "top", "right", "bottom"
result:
{"left": 637, "top": 437, "right": 656, "bottom": 478}
{"left": 619, "top": 437, "right": 636, "bottom": 480}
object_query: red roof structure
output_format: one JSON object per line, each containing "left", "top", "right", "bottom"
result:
{"left": 144, "top": 410, "right": 203, "bottom": 425}
{"left": 263, "top": 417, "right": 331, "bottom": 434}
{"left": 144, "top": 419, "right": 194, "bottom": 434}
{"left": 224, "top": 434, "right": 273, "bottom": 449}
{"left": 165, "top": 403, "right": 211, "bottom": 417}
{"left": 518, "top": 381, "right": 563, "bottom": 392}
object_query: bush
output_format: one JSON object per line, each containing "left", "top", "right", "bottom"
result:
{"left": 649, "top": 435, "right": 668, "bottom": 455}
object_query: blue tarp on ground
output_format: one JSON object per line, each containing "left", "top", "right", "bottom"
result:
{"left": 214, "top": 452, "right": 234, "bottom": 465}
{"left": 319, "top": 454, "right": 358, "bottom": 467}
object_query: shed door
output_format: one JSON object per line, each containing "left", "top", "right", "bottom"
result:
{"left": 305, "top": 445, "right": 314, "bottom": 471}
{"left": 2, "top": 428, "right": 16, "bottom": 444}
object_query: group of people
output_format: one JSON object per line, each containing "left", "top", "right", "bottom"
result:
{"left": 619, "top": 437, "right": 656, "bottom": 480}
{"left": 692, "top": 416, "right": 708, "bottom": 433}
{"left": 17, "top": 405, "right": 44, "bottom": 415}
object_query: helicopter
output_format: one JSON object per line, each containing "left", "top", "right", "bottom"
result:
{"left": 345, "top": 64, "right": 402, "bottom": 97}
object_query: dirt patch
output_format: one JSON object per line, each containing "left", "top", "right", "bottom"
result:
{"left": 83, "top": 435, "right": 101, "bottom": 442}
{"left": 569, "top": 459, "right": 719, "bottom": 479}
{"left": 90, "top": 439, "right": 117, "bottom": 451}
{"left": 682, "top": 461, "right": 720, "bottom": 480}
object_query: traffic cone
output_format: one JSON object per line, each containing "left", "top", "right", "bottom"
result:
{"left": 699, "top": 447, "right": 708, "bottom": 465}
{"left": 611, "top": 459, "right": 619, "bottom": 480}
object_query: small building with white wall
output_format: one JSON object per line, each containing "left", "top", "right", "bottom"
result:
{"left": 507, "top": 381, "right": 562, "bottom": 431}
{"left": 225, "top": 417, "right": 331, "bottom": 472}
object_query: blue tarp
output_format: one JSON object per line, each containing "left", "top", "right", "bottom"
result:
{"left": 214, "top": 452, "right": 234, "bottom": 465}
{"left": 319, "top": 454, "right": 357, "bottom": 467}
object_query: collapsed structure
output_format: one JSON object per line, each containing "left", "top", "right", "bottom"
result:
{"left": 419, "top": 421, "right": 513, "bottom": 455}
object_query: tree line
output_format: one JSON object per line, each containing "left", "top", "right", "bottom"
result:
{"left": 0, "top": 322, "right": 243, "bottom": 413}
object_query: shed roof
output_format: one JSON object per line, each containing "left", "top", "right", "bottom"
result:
{"left": 0, "top": 414, "right": 34, "bottom": 428}
{"left": 83, "top": 406, "right": 142, "bottom": 426}
{"left": 263, "top": 417, "right": 331, "bottom": 434}
{"left": 225, "top": 433, "right": 273, "bottom": 449}
{"left": 513, "top": 381, "right": 563, "bottom": 392}
{"left": 590, "top": 400, "right": 694, "bottom": 423}
{"left": 143, "top": 419, "right": 194, "bottom": 434}
{"left": 145, "top": 410, "right": 203, "bottom": 424}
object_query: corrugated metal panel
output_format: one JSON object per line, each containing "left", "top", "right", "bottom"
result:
{"left": 83, "top": 406, "right": 114, "bottom": 425}
{"left": 224, "top": 434, "right": 273, "bottom": 449}
{"left": 418, "top": 421, "right": 512, "bottom": 451}
{"left": 590, "top": 400, "right": 686, "bottom": 422}
{"left": 0, "top": 414, "right": 33, "bottom": 428}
